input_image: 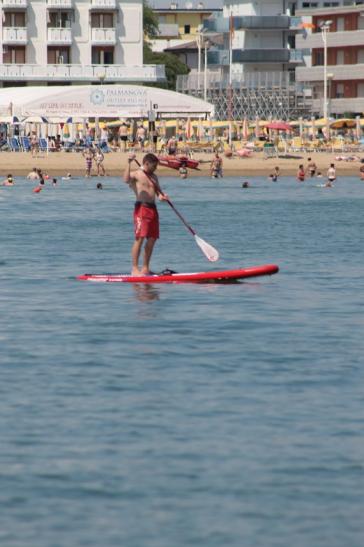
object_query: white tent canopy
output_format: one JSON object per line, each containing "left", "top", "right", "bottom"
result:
{"left": 0, "top": 85, "right": 214, "bottom": 120}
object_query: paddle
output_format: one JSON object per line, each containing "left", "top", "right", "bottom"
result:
{"left": 133, "top": 159, "right": 219, "bottom": 262}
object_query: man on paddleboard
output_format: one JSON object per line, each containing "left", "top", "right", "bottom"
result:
{"left": 124, "top": 153, "right": 168, "bottom": 276}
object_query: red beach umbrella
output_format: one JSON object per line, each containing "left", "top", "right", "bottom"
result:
{"left": 265, "top": 121, "right": 293, "bottom": 131}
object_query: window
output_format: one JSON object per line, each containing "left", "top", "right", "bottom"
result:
{"left": 302, "top": 2, "right": 318, "bottom": 7}
{"left": 314, "top": 50, "right": 324, "bottom": 65}
{"left": 323, "top": 3, "right": 339, "bottom": 7}
{"left": 358, "top": 49, "right": 364, "bottom": 63}
{"left": 184, "top": 24, "right": 191, "bottom": 34}
{"left": 337, "top": 50, "right": 344, "bottom": 64}
{"left": 91, "top": 13, "right": 114, "bottom": 28}
{"left": 337, "top": 17, "right": 344, "bottom": 31}
{"left": 92, "top": 47, "right": 114, "bottom": 64}
{"left": 47, "top": 47, "right": 70, "bottom": 64}
{"left": 3, "top": 46, "right": 25, "bottom": 63}
{"left": 4, "top": 12, "right": 25, "bottom": 27}
{"left": 335, "top": 83, "right": 344, "bottom": 98}
{"left": 48, "top": 11, "right": 72, "bottom": 28}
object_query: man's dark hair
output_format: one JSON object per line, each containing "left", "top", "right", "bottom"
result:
{"left": 143, "top": 153, "right": 158, "bottom": 165}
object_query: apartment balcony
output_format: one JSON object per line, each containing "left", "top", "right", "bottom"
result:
{"left": 208, "top": 48, "right": 293, "bottom": 65}
{"left": 46, "top": 0, "right": 73, "bottom": 8}
{"left": 2, "top": 0, "right": 27, "bottom": 8}
{"left": 0, "top": 64, "right": 165, "bottom": 83}
{"left": 90, "top": 0, "right": 116, "bottom": 9}
{"left": 158, "top": 24, "right": 179, "bottom": 38}
{"left": 91, "top": 27, "right": 116, "bottom": 45}
{"left": 297, "top": 29, "right": 364, "bottom": 49}
{"left": 312, "top": 97, "right": 364, "bottom": 115}
{"left": 2, "top": 27, "right": 27, "bottom": 45}
{"left": 203, "top": 15, "right": 299, "bottom": 34}
{"left": 47, "top": 28, "right": 72, "bottom": 45}
{"left": 296, "top": 64, "right": 364, "bottom": 82}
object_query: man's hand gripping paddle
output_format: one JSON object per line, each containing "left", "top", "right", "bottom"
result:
{"left": 133, "top": 159, "right": 219, "bottom": 262}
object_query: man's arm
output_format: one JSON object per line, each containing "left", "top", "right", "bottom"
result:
{"left": 154, "top": 177, "right": 169, "bottom": 201}
{"left": 123, "top": 153, "right": 137, "bottom": 185}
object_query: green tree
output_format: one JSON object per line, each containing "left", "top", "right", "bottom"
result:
{"left": 143, "top": 0, "right": 159, "bottom": 39}
{"left": 143, "top": 1, "right": 190, "bottom": 90}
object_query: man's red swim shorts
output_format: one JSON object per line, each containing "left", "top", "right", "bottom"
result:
{"left": 134, "top": 202, "right": 159, "bottom": 239}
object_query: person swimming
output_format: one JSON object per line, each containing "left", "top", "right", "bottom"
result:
{"left": 2, "top": 174, "right": 14, "bottom": 186}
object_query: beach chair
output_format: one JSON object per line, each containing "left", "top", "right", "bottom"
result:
{"left": 9, "top": 137, "right": 21, "bottom": 151}
{"left": 39, "top": 138, "right": 49, "bottom": 153}
{"left": 20, "top": 136, "right": 31, "bottom": 152}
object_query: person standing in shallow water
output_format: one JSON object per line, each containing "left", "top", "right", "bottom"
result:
{"left": 297, "top": 164, "right": 305, "bottom": 182}
{"left": 83, "top": 147, "right": 94, "bottom": 177}
{"left": 123, "top": 153, "right": 169, "bottom": 276}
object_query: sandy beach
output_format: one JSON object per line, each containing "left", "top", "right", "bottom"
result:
{"left": 0, "top": 150, "right": 362, "bottom": 178}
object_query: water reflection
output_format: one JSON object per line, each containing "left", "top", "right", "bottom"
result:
{"left": 132, "top": 283, "right": 160, "bottom": 302}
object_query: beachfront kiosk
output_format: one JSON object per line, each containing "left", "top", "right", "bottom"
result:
{"left": 0, "top": 85, "right": 214, "bottom": 123}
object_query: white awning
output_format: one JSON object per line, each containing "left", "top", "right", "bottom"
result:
{"left": 0, "top": 85, "right": 214, "bottom": 119}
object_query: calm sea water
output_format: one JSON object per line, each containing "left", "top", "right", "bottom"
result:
{"left": 1, "top": 174, "right": 364, "bottom": 547}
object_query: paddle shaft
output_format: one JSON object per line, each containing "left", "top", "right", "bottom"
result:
{"left": 133, "top": 159, "right": 196, "bottom": 236}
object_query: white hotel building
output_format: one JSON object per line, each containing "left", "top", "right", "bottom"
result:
{"left": 0, "top": 0, "right": 165, "bottom": 87}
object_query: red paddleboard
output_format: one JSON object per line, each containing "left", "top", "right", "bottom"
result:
{"left": 77, "top": 264, "right": 279, "bottom": 284}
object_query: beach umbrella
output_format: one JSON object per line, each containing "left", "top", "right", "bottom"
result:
{"left": 355, "top": 116, "right": 361, "bottom": 140}
{"left": 242, "top": 117, "right": 249, "bottom": 140}
{"left": 265, "top": 121, "right": 292, "bottom": 131}
{"left": 329, "top": 118, "right": 356, "bottom": 130}
{"left": 23, "top": 115, "right": 49, "bottom": 123}
{"left": 309, "top": 117, "right": 316, "bottom": 138}
{"left": 185, "top": 117, "right": 193, "bottom": 140}
{"left": 198, "top": 118, "right": 204, "bottom": 140}
{"left": 254, "top": 117, "right": 260, "bottom": 138}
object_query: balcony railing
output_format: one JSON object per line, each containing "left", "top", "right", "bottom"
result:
{"left": 2, "top": 0, "right": 27, "bottom": 8}
{"left": 289, "top": 49, "right": 304, "bottom": 63}
{"left": 297, "top": 29, "right": 364, "bottom": 49}
{"left": 158, "top": 24, "right": 179, "bottom": 38}
{"left": 204, "top": 15, "right": 299, "bottom": 34}
{"left": 0, "top": 64, "right": 165, "bottom": 82}
{"left": 47, "top": 0, "right": 73, "bottom": 8}
{"left": 90, "top": 0, "right": 116, "bottom": 8}
{"left": 47, "top": 28, "right": 72, "bottom": 44}
{"left": 177, "top": 70, "right": 294, "bottom": 92}
{"left": 233, "top": 16, "right": 290, "bottom": 31}
{"left": 208, "top": 48, "right": 292, "bottom": 64}
{"left": 91, "top": 27, "right": 116, "bottom": 44}
{"left": 312, "top": 97, "right": 364, "bottom": 115}
{"left": 296, "top": 64, "right": 364, "bottom": 82}
{"left": 2, "top": 27, "right": 27, "bottom": 44}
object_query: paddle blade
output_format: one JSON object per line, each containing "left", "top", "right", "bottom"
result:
{"left": 194, "top": 235, "right": 219, "bottom": 262}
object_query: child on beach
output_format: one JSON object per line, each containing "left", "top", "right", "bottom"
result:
{"left": 123, "top": 152, "right": 168, "bottom": 276}
{"left": 95, "top": 148, "right": 105, "bottom": 176}
{"left": 83, "top": 147, "right": 94, "bottom": 177}
{"left": 297, "top": 164, "right": 305, "bottom": 182}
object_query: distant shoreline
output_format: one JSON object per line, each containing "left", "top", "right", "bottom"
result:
{"left": 0, "top": 151, "right": 362, "bottom": 178}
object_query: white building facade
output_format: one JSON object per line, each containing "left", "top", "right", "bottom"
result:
{"left": 0, "top": 0, "right": 165, "bottom": 86}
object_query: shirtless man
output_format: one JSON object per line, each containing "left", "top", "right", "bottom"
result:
{"left": 136, "top": 124, "right": 146, "bottom": 151}
{"left": 123, "top": 153, "right": 168, "bottom": 276}
{"left": 27, "top": 167, "right": 39, "bottom": 180}
{"left": 307, "top": 157, "right": 317, "bottom": 178}
{"left": 210, "top": 153, "right": 223, "bottom": 178}
{"left": 326, "top": 163, "right": 336, "bottom": 186}
{"left": 119, "top": 122, "right": 129, "bottom": 152}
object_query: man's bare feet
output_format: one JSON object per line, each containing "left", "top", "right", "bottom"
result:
{"left": 131, "top": 268, "right": 143, "bottom": 276}
{"left": 141, "top": 268, "right": 154, "bottom": 276}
